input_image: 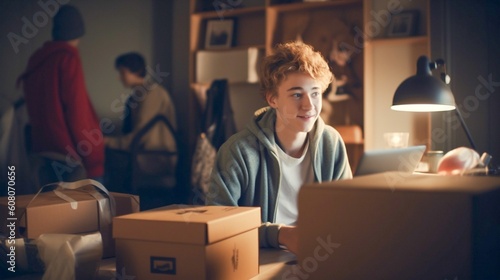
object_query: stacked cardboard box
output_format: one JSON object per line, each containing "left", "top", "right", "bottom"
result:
{"left": 0, "top": 191, "right": 139, "bottom": 258}
{"left": 114, "top": 205, "right": 260, "bottom": 280}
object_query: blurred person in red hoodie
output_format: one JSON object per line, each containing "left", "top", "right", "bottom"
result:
{"left": 17, "top": 5, "right": 104, "bottom": 181}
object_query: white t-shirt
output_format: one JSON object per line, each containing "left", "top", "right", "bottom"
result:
{"left": 275, "top": 139, "right": 314, "bottom": 225}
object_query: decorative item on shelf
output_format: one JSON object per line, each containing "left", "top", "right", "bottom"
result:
{"left": 387, "top": 10, "right": 419, "bottom": 37}
{"left": 274, "top": 0, "right": 301, "bottom": 4}
{"left": 201, "top": 1, "right": 245, "bottom": 12}
{"left": 196, "top": 47, "right": 263, "bottom": 84}
{"left": 391, "top": 55, "right": 495, "bottom": 175}
{"left": 325, "top": 35, "right": 361, "bottom": 103}
{"left": 205, "top": 19, "right": 235, "bottom": 49}
{"left": 314, "top": 15, "right": 363, "bottom": 128}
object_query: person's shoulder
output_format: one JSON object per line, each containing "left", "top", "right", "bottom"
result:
{"left": 147, "top": 83, "right": 173, "bottom": 100}
{"left": 53, "top": 47, "right": 81, "bottom": 68}
{"left": 47, "top": 43, "right": 79, "bottom": 59}
{"left": 317, "top": 124, "right": 349, "bottom": 162}
{"left": 321, "top": 124, "right": 343, "bottom": 143}
{"left": 145, "top": 82, "right": 163, "bottom": 93}
{"left": 218, "top": 128, "right": 260, "bottom": 156}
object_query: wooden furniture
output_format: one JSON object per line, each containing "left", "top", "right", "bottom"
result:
{"left": 189, "top": 0, "right": 432, "bottom": 171}
{"left": 189, "top": 0, "right": 365, "bottom": 58}
{"left": 363, "top": 0, "right": 431, "bottom": 150}
{"left": 9, "top": 249, "right": 296, "bottom": 280}
{"left": 336, "top": 125, "right": 364, "bottom": 173}
{"left": 250, "top": 249, "right": 296, "bottom": 279}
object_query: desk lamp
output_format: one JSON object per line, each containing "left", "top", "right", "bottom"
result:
{"left": 391, "top": 55, "right": 478, "bottom": 149}
{"left": 391, "top": 55, "right": 494, "bottom": 172}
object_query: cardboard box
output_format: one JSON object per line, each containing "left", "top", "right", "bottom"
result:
{"left": 114, "top": 205, "right": 260, "bottom": 280}
{"left": 113, "top": 192, "right": 140, "bottom": 217}
{"left": 104, "top": 192, "right": 140, "bottom": 257}
{"left": 298, "top": 172, "right": 500, "bottom": 279}
{"left": 0, "top": 191, "right": 139, "bottom": 258}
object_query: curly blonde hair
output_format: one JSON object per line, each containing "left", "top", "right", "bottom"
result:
{"left": 259, "top": 41, "right": 333, "bottom": 98}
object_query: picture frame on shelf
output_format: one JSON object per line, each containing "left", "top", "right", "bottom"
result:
{"left": 387, "top": 10, "right": 419, "bottom": 37}
{"left": 205, "top": 19, "right": 234, "bottom": 49}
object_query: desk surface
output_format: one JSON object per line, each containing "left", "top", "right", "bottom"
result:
{"left": 99, "top": 249, "right": 296, "bottom": 280}
{"left": 252, "top": 249, "right": 297, "bottom": 279}
{"left": 10, "top": 249, "right": 297, "bottom": 280}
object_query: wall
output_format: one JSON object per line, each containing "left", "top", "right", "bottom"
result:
{"left": 0, "top": 0, "right": 193, "bottom": 197}
{"left": 364, "top": 39, "right": 429, "bottom": 150}
{"left": 430, "top": 0, "right": 500, "bottom": 166}
{"left": 165, "top": 0, "right": 191, "bottom": 197}
{"left": 0, "top": 0, "right": 176, "bottom": 130}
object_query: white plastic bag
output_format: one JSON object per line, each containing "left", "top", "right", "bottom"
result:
{"left": 37, "top": 232, "right": 102, "bottom": 280}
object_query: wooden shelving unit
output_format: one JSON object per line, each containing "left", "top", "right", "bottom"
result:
{"left": 267, "top": 0, "right": 361, "bottom": 12}
{"left": 188, "top": 0, "right": 432, "bottom": 169}
{"left": 363, "top": 0, "right": 431, "bottom": 150}
{"left": 366, "top": 35, "right": 429, "bottom": 46}
{"left": 189, "top": 0, "right": 366, "bottom": 82}
{"left": 192, "top": 6, "right": 266, "bottom": 18}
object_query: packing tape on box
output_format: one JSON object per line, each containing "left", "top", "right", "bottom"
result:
{"left": 52, "top": 190, "right": 78, "bottom": 209}
{"left": 19, "top": 179, "right": 116, "bottom": 251}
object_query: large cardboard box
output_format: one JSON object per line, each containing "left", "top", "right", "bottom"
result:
{"left": 298, "top": 172, "right": 500, "bottom": 279}
{"left": 114, "top": 205, "right": 260, "bottom": 280}
{"left": 0, "top": 191, "right": 139, "bottom": 258}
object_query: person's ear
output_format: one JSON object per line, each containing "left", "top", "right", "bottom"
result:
{"left": 266, "top": 92, "right": 278, "bottom": 109}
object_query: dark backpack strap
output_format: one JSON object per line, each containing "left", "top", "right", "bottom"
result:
{"left": 129, "top": 114, "right": 177, "bottom": 153}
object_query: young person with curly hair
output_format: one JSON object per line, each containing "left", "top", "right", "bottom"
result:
{"left": 207, "top": 42, "right": 352, "bottom": 254}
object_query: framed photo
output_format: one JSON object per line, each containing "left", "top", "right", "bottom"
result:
{"left": 387, "top": 11, "right": 419, "bottom": 37}
{"left": 205, "top": 19, "right": 234, "bottom": 49}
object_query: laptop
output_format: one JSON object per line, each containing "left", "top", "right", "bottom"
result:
{"left": 354, "top": 145, "right": 426, "bottom": 176}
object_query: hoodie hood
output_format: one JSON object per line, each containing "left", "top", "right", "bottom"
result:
{"left": 246, "top": 107, "right": 326, "bottom": 154}
{"left": 17, "top": 41, "right": 78, "bottom": 87}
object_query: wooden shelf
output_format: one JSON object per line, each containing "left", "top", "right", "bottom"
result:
{"left": 191, "top": 6, "right": 265, "bottom": 19}
{"left": 363, "top": 0, "right": 431, "bottom": 150}
{"left": 197, "top": 45, "right": 266, "bottom": 52}
{"left": 365, "top": 36, "right": 428, "bottom": 46}
{"left": 268, "top": 0, "right": 362, "bottom": 12}
{"left": 189, "top": 0, "right": 432, "bottom": 158}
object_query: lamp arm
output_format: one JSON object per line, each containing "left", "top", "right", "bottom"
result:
{"left": 434, "top": 59, "right": 478, "bottom": 151}
{"left": 454, "top": 104, "right": 477, "bottom": 151}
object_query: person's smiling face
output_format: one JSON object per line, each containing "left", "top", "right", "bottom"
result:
{"left": 267, "top": 72, "right": 323, "bottom": 133}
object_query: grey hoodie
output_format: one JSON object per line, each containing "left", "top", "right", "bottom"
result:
{"left": 206, "top": 107, "right": 352, "bottom": 248}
